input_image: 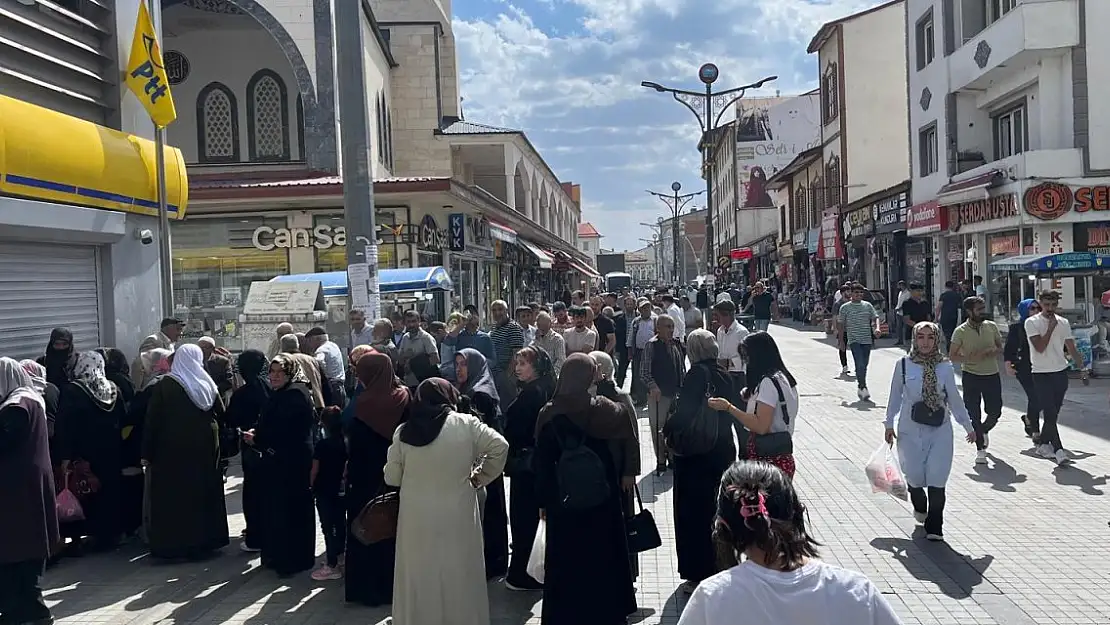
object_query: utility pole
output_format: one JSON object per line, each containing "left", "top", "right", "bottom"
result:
{"left": 334, "top": 0, "right": 380, "bottom": 319}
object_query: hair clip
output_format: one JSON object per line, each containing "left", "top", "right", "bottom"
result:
{"left": 739, "top": 491, "right": 768, "bottom": 522}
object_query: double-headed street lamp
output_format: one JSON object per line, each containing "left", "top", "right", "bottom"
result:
{"left": 641, "top": 65, "right": 777, "bottom": 277}
{"left": 647, "top": 182, "right": 703, "bottom": 284}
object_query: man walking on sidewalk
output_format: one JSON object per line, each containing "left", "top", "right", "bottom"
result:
{"left": 1025, "top": 290, "right": 1086, "bottom": 466}
{"left": 949, "top": 296, "right": 1002, "bottom": 466}
{"left": 839, "top": 283, "right": 880, "bottom": 401}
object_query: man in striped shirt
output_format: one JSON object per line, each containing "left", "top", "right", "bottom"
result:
{"left": 838, "top": 283, "right": 880, "bottom": 401}
{"left": 489, "top": 299, "right": 525, "bottom": 411}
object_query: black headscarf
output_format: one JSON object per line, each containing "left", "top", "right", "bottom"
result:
{"left": 229, "top": 349, "right": 271, "bottom": 432}
{"left": 40, "top": 327, "right": 75, "bottom": 388}
{"left": 99, "top": 347, "right": 135, "bottom": 403}
{"left": 237, "top": 349, "right": 271, "bottom": 393}
{"left": 401, "top": 377, "right": 459, "bottom": 447}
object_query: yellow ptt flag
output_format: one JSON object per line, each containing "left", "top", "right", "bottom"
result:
{"left": 125, "top": 2, "right": 176, "bottom": 127}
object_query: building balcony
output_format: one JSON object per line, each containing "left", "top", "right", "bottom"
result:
{"left": 949, "top": 0, "right": 1079, "bottom": 94}
{"left": 951, "top": 148, "right": 1082, "bottom": 187}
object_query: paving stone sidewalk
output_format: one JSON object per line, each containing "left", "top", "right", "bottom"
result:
{"left": 39, "top": 324, "right": 1110, "bottom": 624}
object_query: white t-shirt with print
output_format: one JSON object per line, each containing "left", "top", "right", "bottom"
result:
{"left": 1024, "top": 313, "right": 1073, "bottom": 373}
{"left": 678, "top": 560, "right": 902, "bottom": 625}
{"left": 745, "top": 372, "right": 798, "bottom": 435}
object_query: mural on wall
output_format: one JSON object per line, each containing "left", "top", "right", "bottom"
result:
{"left": 735, "top": 93, "right": 821, "bottom": 209}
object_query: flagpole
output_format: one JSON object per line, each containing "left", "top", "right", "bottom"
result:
{"left": 147, "top": 0, "right": 174, "bottom": 317}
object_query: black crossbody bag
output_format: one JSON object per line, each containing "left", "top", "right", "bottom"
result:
{"left": 901, "top": 358, "right": 947, "bottom": 427}
{"left": 737, "top": 376, "right": 793, "bottom": 458}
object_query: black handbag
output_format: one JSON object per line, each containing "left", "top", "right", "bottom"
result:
{"left": 625, "top": 485, "right": 662, "bottom": 554}
{"left": 738, "top": 376, "right": 794, "bottom": 459}
{"left": 662, "top": 364, "right": 719, "bottom": 456}
{"left": 505, "top": 446, "right": 535, "bottom": 477}
{"left": 901, "top": 359, "right": 946, "bottom": 427}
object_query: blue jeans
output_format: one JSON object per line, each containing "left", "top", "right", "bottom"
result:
{"left": 753, "top": 318, "right": 771, "bottom": 332}
{"left": 849, "top": 343, "right": 873, "bottom": 389}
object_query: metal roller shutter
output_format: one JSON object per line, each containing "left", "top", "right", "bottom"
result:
{"left": 0, "top": 242, "right": 102, "bottom": 361}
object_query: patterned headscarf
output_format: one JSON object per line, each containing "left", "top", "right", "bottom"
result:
{"left": 909, "top": 321, "right": 945, "bottom": 411}
{"left": 270, "top": 353, "right": 308, "bottom": 389}
{"left": 73, "top": 351, "right": 118, "bottom": 407}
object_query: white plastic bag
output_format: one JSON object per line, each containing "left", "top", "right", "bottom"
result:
{"left": 526, "top": 520, "right": 546, "bottom": 583}
{"left": 56, "top": 487, "right": 85, "bottom": 522}
{"left": 865, "top": 443, "right": 908, "bottom": 501}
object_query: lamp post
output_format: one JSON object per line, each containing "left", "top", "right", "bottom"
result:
{"left": 647, "top": 182, "right": 703, "bottom": 285}
{"left": 641, "top": 66, "right": 777, "bottom": 277}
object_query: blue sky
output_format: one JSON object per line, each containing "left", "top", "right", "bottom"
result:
{"left": 452, "top": 0, "right": 886, "bottom": 252}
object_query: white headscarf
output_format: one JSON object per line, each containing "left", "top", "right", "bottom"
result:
{"left": 73, "top": 351, "right": 118, "bottom": 406}
{"left": 0, "top": 357, "right": 45, "bottom": 414}
{"left": 169, "top": 344, "right": 218, "bottom": 411}
{"left": 19, "top": 359, "right": 47, "bottom": 394}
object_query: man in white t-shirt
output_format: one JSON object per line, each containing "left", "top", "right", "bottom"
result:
{"left": 662, "top": 294, "right": 686, "bottom": 343}
{"left": 1024, "top": 290, "right": 1085, "bottom": 465}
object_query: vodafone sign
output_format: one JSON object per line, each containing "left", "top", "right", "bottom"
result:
{"left": 907, "top": 200, "right": 947, "bottom": 236}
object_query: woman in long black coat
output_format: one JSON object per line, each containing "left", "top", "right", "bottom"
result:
{"left": 534, "top": 354, "right": 637, "bottom": 625}
{"left": 56, "top": 352, "right": 126, "bottom": 551}
{"left": 244, "top": 354, "right": 316, "bottom": 577}
{"left": 225, "top": 350, "right": 271, "bottom": 552}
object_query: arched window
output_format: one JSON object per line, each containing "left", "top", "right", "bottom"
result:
{"left": 246, "top": 69, "right": 289, "bottom": 161}
{"left": 825, "top": 156, "right": 841, "bottom": 209}
{"left": 810, "top": 174, "right": 824, "bottom": 226}
{"left": 794, "top": 184, "right": 807, "bottom": 231}
{"left": 296, "top": 94, "right": 305, "bottom": 161}
{"left": 376, "top": 92, "right": 385, "bottom": 164}
{"left": 385, "top": 107, "right": 393, "bottom": 170}
{"left": 196, "top": 82, "right": 239, "bottom": 163}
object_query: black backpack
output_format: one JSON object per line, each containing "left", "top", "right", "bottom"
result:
{"left": 662, "top": 364, "right": 719, "bottom": 456}
{"left": 554, "top": 417, "right": 611, "bottom": 510}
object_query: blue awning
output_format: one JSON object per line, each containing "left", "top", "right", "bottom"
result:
{"left": 270, "top": 266, "right": 453, "bottom": 297}
{"left": 988, "top": 252, "right": 1110, "bottom": 273}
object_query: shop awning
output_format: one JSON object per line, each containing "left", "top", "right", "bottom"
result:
{"left": 518, "top": 238, "right": 554, "bottom": 269}
{"left": 271, "top": 266, "right": 454, "bottom": 296}
{"left": 936, "top": 170, "right": 1003, "bottom": 207}
{"left": 569, "top": 259, "right": 600, "bottom": 278}
{"left": 488, "top": 219, "right": 518, "bottom": 243}
{"left": 989, "top": 252, "right": 1110, "bottom": 274}
{"left": 0, "top": 94, "right": 188, "bottom": 218}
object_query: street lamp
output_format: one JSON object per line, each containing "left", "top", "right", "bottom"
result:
{"left": 647, "top": 182, "right": 703, "bottom": 285}
{"left": 641, "top": 66, "right": 777, "bottom": 276}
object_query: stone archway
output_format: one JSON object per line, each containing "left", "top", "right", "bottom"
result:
{"left": 162, "top": 0, "right": 330, "bottom": 170}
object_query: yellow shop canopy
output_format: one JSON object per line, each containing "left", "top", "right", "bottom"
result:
{"left": 0, "top": 94, "right": 188, "bottom": 218}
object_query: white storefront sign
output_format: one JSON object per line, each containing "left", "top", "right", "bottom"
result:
{"left": 252, "top": 225, "right": 347, "bottom": 251}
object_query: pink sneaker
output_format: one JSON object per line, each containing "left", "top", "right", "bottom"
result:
{"left": 311, "top": 565, "right": 342, "bottom": 581}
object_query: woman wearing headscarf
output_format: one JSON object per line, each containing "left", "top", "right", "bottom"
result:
{"left": 142, "top": 344, "right": 229, "bottom": 559}
{"left": 453, "top": 347, "right": 508, "bottom": 579}
{"left": 20, "top": 360, "right": 59, "bottom": 464}
{"left": 0, "top": 358, "right": 57, "bottom": 625}
{"left": 287, "top": 350, "right": 326, "bottom": 411}
{"left": 226, "top": 350, "right": 272, "bottom": 553}
{"left": 99, "top": 348, "right": 136, "bottom": 405}
{"left": 534, "top": 353, "right": 638, "bottom": 625}
{"left": 1005, "top": 298, "right": 1042, "bottom": 439}
{"left": 122, "top": 348, "right": 170, "bottom": 540}
{"left": 885, "top": 321, "right": 976, "bottom": 542}
{"left": 56, "top": 351, "right": 126, "bottom": 551}
{"left": 243, "top": 354, "right": 316, "bottom": 576}
{"left": 38, "top": 327, "right": 77, "bottom": 388}
{"left": 345, "top": 351, "right": 410, "bottom": 606}
{"left": 386, "top": 378, "right": 509, "bottom": 625}
{"left": 503, "top": 345, "right": 557, "bottom": 591}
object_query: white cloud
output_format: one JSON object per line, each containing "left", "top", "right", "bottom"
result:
{"left": 453, "top": 0, "right": 889, "bottom": 250}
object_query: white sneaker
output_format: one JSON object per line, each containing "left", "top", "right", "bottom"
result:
{"left": 1036, "top": 444, "right": 1055, "bottom": 459}
{"left": 975, "top": 450, "right": 988, "bottom": 465}
{"left": 1055, "top": 449, "right": 1073, "bottom": 466}
{"left": 914, "top": 511, "right": 927, "bottom": 525}
{"left": 857, "top": 387, "right": 864, "bottom": 400}
{"left": 311, "top": 564, "right": 342, "bottom": 581}
{"left": 861, "top": 387, "right": 871, "bottom": 401}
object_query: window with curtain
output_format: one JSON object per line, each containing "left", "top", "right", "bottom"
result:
{"left": 197, "top": 82, "right": 239, "bottom": 163}
{"left": 247, "top": 69, "right": 289, "bottom": 161}
{"left": 794, "top": 185, "right": 807, "bottom": 231}
{"left": 825, "top": 157, "right": 841, "bottom": 209}
{"left": 810, "top": 175, "right": 824, "bottom": 226}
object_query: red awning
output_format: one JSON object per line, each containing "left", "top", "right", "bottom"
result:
{"left": 569, "top": 259, "right": 600, "bottom": 278}
{"left": 936, "top": 170, "right": 1003, "bottom": 206}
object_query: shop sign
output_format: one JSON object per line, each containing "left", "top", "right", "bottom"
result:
{"left": 948, "top": 194, "right": 1018, "bottom": 232}
{"left": 252, "top": 224, "right": 346, "bottom": 251}
{"left": 792, "top": 230, "right": 806, "bottom": 249}
{"left": 906, "top": 200, "right": 945, "bottom": 235}
{"left": 448, "top": 213, "right": 466, "bottom": 252}
{"left": 1024, "top": 182, "right": 1110, "bottom": 220}
{"left": 988, "top": 233, "right": 1019, "bottom": 256}
{"left": 873, "top": 192, "right": 908, "bottom": 234}
{"left": 807, "top": 227, "right": 820, "bottom": 254}
{"left": 818, "top": 214, "right": 844, "bottom": 260}
{"left": 1076, "top": 223, "right": 1110, "bottom": 254}
{"left": 730, "top": 248, "right": 752, "bottom": 261}
{"left": 419, "top": 215, "right": 439, "bottom": 250}
{"left": 843, "top": 207, "right": 874, "bottom": 239}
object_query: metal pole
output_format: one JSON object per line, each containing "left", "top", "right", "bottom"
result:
{"left": 672, "top": 190, "right": 680, "bottom": 283}
{"left": 148, "top": 0, "right": 173, "bottom": 317}
{"left": 335, "top": 0, "right": 380, "bottom": 320}
{"left": 704, "top": 82, "right": 715, "bottom": 280}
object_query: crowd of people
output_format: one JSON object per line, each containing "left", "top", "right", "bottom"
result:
{"left": 0, "top": 281, "right": 1085, "bottom": 625}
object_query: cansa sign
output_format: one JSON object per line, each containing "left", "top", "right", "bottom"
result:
{"left": 252, "top": 225, "right": 346, "bottom": 251}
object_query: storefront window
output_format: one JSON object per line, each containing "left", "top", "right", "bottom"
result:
{"left": 986, "top": 229, "right": 1033, "bottom": 323}
{"left": 450, "top": 257, "right": 477, "bottom": 311}
{"left": 172, "top": 216, "right": 290, "bottom": 350}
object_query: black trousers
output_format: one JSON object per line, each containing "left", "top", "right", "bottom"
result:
{"left": 1033, "top": 369, "right": 1069, "bottom": 451}
{"left": 1015, "top": 369, "right": 1042, "bottom": 436}
{"left": 615, "top": 347, "right": 630, "bottom": 389}
{"left": 506, "top": 472, "right": 541, "bottom": 586}
{"left": 961, "top": 372, "right": 1002, "bottom": 451}
{"left": 630, "top": 349, "right": 645, "bottom": 403}
{"left": 315, "top": 492, "right": 346, "bottom": 567}
{"left": 909, "top": 486, "right": 946, "bottom": 536}
{"left": 0, "top": 559, "right": 50, "bottom": 624}
{"left": 241, "top": 450, "right": 266, "bottom": 549}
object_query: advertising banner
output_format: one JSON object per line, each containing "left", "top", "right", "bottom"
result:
{"left": 735, "top": 93, "right": 820, "bottom": 209}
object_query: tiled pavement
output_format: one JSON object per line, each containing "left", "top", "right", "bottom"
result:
{"left": 40, "top": 324, "right": 1110, "bottom": 624}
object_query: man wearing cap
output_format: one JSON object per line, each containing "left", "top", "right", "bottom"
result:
{"left": 131, "top": 318, "right": 183, "bottom": 387}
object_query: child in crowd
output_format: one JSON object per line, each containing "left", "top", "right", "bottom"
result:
{"left": 311, "top": 407, "right": 348, "bottom": 581}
